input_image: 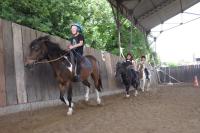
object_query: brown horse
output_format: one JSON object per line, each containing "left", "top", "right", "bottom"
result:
{"left": 25, "top": 36, "right": 102, "bottom": 115}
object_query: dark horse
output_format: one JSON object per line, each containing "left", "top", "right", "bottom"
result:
{"left": 115, "top": 61, "right": 140, "bottom": 97}
{"left": 25, "top": 36, "right": 102, "bottom": 115}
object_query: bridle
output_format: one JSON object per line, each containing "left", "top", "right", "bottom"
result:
{"left": 33, "top": 53, "right": 68, "bottom": 64}
{"left": 30, "top": 50, "right": 70, "bottom": 65}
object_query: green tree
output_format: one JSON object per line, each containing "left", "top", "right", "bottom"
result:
{"left": 0, "top": 0, "right": 158, "bottom": 64}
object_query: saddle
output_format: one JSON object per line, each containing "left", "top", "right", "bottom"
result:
{"left": 63, "top": 55, "right": 92, "bottom": 73}
{"left": 80, "top": 57, "right": 92, "bottom": 70}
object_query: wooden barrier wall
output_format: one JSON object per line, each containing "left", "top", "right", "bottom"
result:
{"left": 0, "top": 19, "right": 158, "bottom": 110}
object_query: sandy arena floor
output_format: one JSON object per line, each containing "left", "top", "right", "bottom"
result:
{"left": 0, "top": 84, "right": 200, "bottom": 133}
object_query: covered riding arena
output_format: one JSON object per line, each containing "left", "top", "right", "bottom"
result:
{"left": 1, "top": 0, "right": 200, "bottom": 133}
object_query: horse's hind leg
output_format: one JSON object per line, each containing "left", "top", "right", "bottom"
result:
{"left": 125, "top": 85, "right": 130, "bottom": 98}
{"left": 95, "top": 89, "right": 101, "bottom": 104}
{"left": 67, "top": 82, "right": 73, "bottom": 115}
{"left": 91, "top": 73, "right": 102, "bottom": 104}
{"left": 82, "top": 80, "right": 91, "bottom": 102}
{"left": 133, "top": 83, "right": 139, "bottom": 97}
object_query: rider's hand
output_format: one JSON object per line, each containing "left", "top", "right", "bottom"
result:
{"left": 68, "top": 45, "right": 74, "bottom": 50}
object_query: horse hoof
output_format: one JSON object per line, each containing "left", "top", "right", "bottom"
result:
{"left": 134, "top": 93, "right": 138, "bottom": 97}
{"left": 126, "top": 94, "right": 130, "bottom": 98}
{"left": 85, "top": 97, "right": 89, "bottom": 102}
{"left": 97, "top": 99, "right": 101, "bottom": 105}
{"left": 67, "top": 108, "right": 73, "bottom": 115}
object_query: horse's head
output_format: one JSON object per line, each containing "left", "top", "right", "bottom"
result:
{"left": 25, "top": 36, "right": 50, "bottom": 68}
{"left": 115, "top": 61, "right": 126, "bottom": 77}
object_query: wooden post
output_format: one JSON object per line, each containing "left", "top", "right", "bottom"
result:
{"left": 0, "top": 19, "right": 6, "bottom": 106}
{"left": 22, "top": 26, "right": 37, "bottom": 102}
{"left": 12, "top": 23, "right": 27, "bottom": 104}
{"left": 2, "top": 20, "right": 18, "bottom": 105}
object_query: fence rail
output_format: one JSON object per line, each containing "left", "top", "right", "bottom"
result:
{"left": 159, "top": 65, "right": 200, "bottom": 83}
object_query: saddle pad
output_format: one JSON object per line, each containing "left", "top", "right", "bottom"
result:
{"left": 81, "top": 57, "right": 92, "bottom": 69}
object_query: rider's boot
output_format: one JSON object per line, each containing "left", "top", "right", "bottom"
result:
{"left": 73, "top": 63, "right": 81, "bottom": 82}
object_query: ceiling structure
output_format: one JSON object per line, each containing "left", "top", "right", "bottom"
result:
{"left": 108, "top": 0, "right": 200, "bottom": 33}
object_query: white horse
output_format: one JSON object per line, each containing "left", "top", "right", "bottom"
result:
{"left": 137, "top": 63, "right": 151, "bottom": 92}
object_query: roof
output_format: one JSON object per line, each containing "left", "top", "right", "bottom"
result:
{"left": 108, "top": 0, "right": 199, "bottom": 33}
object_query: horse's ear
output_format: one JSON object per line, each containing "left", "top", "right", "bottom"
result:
{"left": 43, "top": 35, "right": 50, "bottom": 42}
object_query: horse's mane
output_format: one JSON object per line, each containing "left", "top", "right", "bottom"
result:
{"left": 31, "top": 36, "right": 67, "bottom": 56}
{"left": 45, "top": 39, "right": 66, "bottom": 56}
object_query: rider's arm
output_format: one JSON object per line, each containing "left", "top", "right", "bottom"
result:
{"left": 69, "top": 35, "right": 84, "bottom": 50}
{"left": 70, "top": 40, "right": 83, "bottom": 49}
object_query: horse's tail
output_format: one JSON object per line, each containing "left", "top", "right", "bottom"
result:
{"left": 97, "top": 61, "right": 103, "bottom": 92}
{"left": 98, "top": 74, "right": 103, "bottom": 92}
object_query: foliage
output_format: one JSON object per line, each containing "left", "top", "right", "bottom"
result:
{"left": 0, "top": 0, "right": 158, "bottom": 63}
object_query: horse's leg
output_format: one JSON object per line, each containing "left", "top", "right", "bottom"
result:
{"left": 125, "top": 85, "right": 130, "bottom": 98}
{"left": 59, "top": 84, "right": 73, "bottom": 107}
{"left": 60, "top": 90, "right": 67, "bottom": 104}
{"left": 134, "top": 84, "right": 138, "bottom": 97}
{"left": 67, "top": 82, "right": 73, "bottom": 115}
{"left": 95, "top": 89, "right": 101, "bottom": 104}
{"left": 91, "top": 73, "right": 102, "bottom": 104}
{"left": 135, "top": 89, "right": 138, "bottom": 97}
{"left": 82, "top": 80, "right": 91, "bottom": 102}
{"left": 59, "top": 84, "right": 68, "bottom": 105}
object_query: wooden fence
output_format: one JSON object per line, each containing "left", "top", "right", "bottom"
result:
{"left": 159, "top": 65, "right": 200, "bottom": 83}
{"left": 0, "top": 18, "right": 158, "bottom": 115}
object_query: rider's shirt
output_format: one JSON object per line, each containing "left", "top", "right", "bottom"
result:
{"left": 69, "top": 34, "right": 84, "bottom": 55}
{"left": 139, "top": 61, "right": 151, "bottom": 79}
{"left": 125, "top": 59, "right": 133, "bottom": 66}
{"left": 125, "top": 59, "right": 137, "bottom": 70}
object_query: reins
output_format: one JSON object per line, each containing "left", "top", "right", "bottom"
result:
{"left": 34, "top": 51, "right": 69, "bottom": 64}
{"left": 33, "top": 49, "right": 83, "bottom": 65}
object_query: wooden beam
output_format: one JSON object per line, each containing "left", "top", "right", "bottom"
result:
{"left": 0, "top": 19, "right": 6, "bottom": 107}
{"left": 2, "top": 20, "right": 18, "bottom": 105}
{"left": 12, "top": 23, "right": 27, "bottom": 104}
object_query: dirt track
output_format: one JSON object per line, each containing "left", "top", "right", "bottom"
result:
{"left": 0, "top": 84, "right": 200, "bottom": 133}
